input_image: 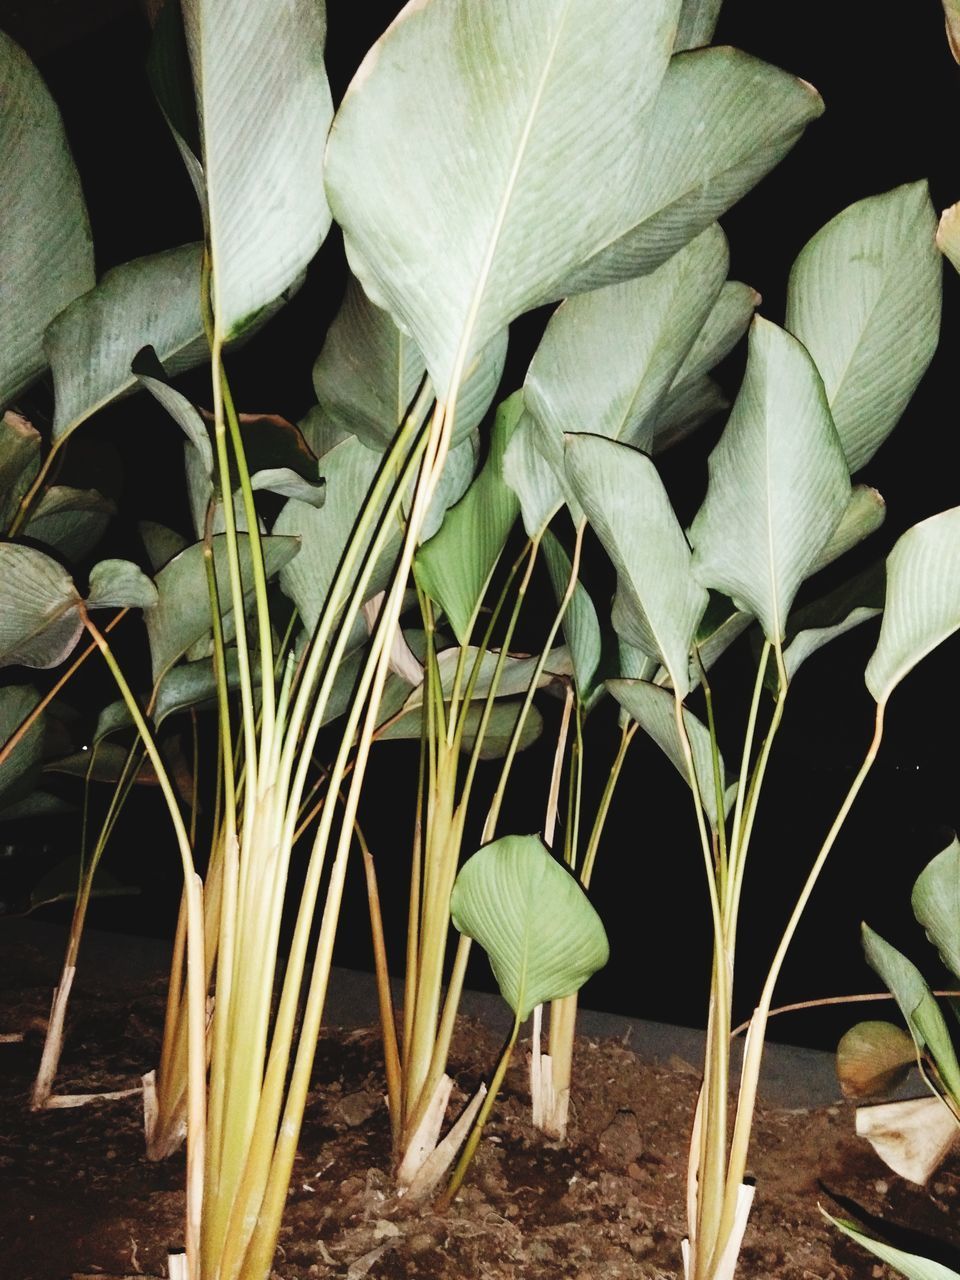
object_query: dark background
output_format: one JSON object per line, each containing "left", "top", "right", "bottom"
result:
{"left": 2, "top": 0, "right": 957, "bottom": 1051}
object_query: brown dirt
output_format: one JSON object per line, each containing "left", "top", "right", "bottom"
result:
{"left": 3, "top": 937, "right": 960, "bottom": 1280}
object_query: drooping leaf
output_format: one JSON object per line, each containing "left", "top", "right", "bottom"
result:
{"left": 607, "top": 678, "right": 734, "bottom": 831}
{"left": 86, "top": 560, "right": 158, "bottom": 611}
{"left": 689, "top": 317, "right": 851, "bottom": 643}
{"left": 863, "top": 924, "right": 960, "bottom": 1102}
{"left": 674, "top": 0, "right": 723, "bottom": 49}
{"left": 0, "top": 33, "right": 95, "bottom": 407}
{"left": 0, "top": 685, "right": 45, "bottom": 808}
{"left": 325, "top": 0, "right": 682, "bottom": 403}
{"left": 46, "top": 245, "right": 207, "bottom": 444}
{"left": 649, "top": 376, "right": 729, "bottom": 455}
{"left": 542, "top": 531, "right": 602, "bottom": 704}
{"left": 913, "top": 836, "right": 960, "bottom": 983}
{"left": 145, "top": 533, "right": 300, "bottom": 681}
{"left": 415, "top": 392, "right": 521, "bottom": 644}
{"left": 23, "top": 486, "right": 116, "bottom": 563}
{"left": 528, "top": 226, "right": 728, "bottom": 480}
{"left": 564, "top": 434, "right": 707, "bottom": 696}
{"left": 0, "top": 412, "right": 41, "bottom": 531}
{"left": 182, "top": 0, "right": 333, "bottom": 338}
{"left": 807, "top": 485, "right": 886, "bottom": 577}
{"left": 865, "top": 507, "right": 960, "bottom": 705}
{"left": 0, "top": 544, "right": 83, "bottom": 669}
{"left": 836, "top": 1021, "right": 917, "bottom": 1099}
{"left": 450, "top": 834, "right": 609, "bottom": 1021}
{"left": 557, "top": 47, "right": 823, "bottom": 293}
{"left": 826, "top": 1211, "right": 960, "bottom": 1280}
{"left": 781, "top": 561, "right": 884, "bottom": 683}
{"left": 786, "top": 183, "right": 941, "bottom": 473}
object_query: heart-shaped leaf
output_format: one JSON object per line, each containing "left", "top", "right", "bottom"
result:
{"left": 450, "top": 834, "right": 609, "bottom": 1021}
{"left": 0, "top": 33, "right": 95, "bottom": 407}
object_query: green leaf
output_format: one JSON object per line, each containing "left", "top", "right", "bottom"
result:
{"left": 937, "top": 203, "right": 960, "bottom": 275}
{"left": 807, "top": 485, "right": 886, "bottom": 577}
{"left": 607, "top": 678, "right": 734, "bottom": 832}
{"left": 863, "top": 924, "right": 960, "bottom": 1102}
{"left": 325, "top": 0, "right": 681, "bottom": 403}
{"left": 836, "top": 1021, "right": 917, "bottom": 1098}
{"left": 502, "top": 406, "right": 563, "bottom": 538}
{"left": 542, "top": 531, "right": 602, "bottom": 704}
{"left": 0, "top": 33, "right": 95, "bottom": 407}
{"left": 0, "top": 411, "right": 41, "bottom": 531}
{"left": 913, "top": 836, "right": 960, "bottom": 983}
{"left": 140, "top": 521, "right": 189, "bottom": 573}
{"left": 415, "top": 393, "right": 522, "bottom": 644}
{"left": 692, "top": 594, "right": 752, "bottom": 678}
{"left": 781, "top": 561, "right": 884, "bottom": 683}
{"left": 86, "top": 560, "right": 158, "bottom": 611}
{"left": 786, "top": 183, "right": 941, "bottom": 473}
{"left": 46, "top": 245, "right": 207, "bottom": 444}
{"left": 450, "top": 834, "right": 609, "bottom": 1021}
{"left": 526, "top": 225, "right": 729, "bottom": 480}
{"left": 413, "top": 433, "right": 480, "bottom": 544}
{"left": 145, "top": 533, "right": 300, "bottom": 681}
{"left": 865, "top": 507, "right": 960, "bottom": 705}
{"left": 650, "top": 376, "right": 729, "bottom": 455}
{"left": 689, "top": 317, "right": 851, "bottom": 643}
{"left": 0, "top": 685, "right": 45, "bottom": 808}
{"left": 564, "top": 434, "right": 707, "bottom": 696}
{"left": 274, "top": 435, "right": 394, "bottom": 633}
{"left": 826, "top": 1211, "right": 960, "bottom": 1280}
{"left": 558, "top": 47, "right": 823, "bottom": 293}
{"left": 153, "top": 650, "right": 247, "bottom": 728}
{"left": 675, "top": 0, "right": 722, "bottom": 49}
{"left": 183, "top": 0, "right": 333, "bottom": 338}
{"left": 0, "top": 544, "right": 83, "bottom": 669}
{"left": 377, "top": 699, "right": 544, "bottom": 760}
{"left": 23, "top": 486, "right": 116, "bottom": 563}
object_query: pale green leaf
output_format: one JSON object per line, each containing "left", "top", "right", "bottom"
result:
{"left": 937, "top": 203, "right": 960, "bottom": 275}
{"left": 912, "top": 836, "right": 960, "bottom": 983}
{"left": 183, "top": 0, "right": 333, "bottom": 338}
{"left": 786, "top": 183, "right": 941, "bottom": 473}
{"left": 674, "top": 0, "right": 722, "bottom": 50}
{"left": 650, "top": 376, "right": 729, "bottom": 455}
{"left": 827, "top": 1211, "right": 960, "bottom": 1280}
{"left": 86, "top": 559, "right": 158, "bottom": 611}
{"left": 450, "top": 834, "right": 609, "bottom": 1020}
{"left": 526, "top": 225, "right": 729, "bottom": 481}
{"left": 274, "top": 435, "right": 394, "bottom": 633}
{"left": 542, "top": 531, "right": 602, "bottom": 703}
{"left": 0, "top": 544, "right": 83, "bottom": 669}
{"left": 502, "top": 407, "right": 563, "bottom": 538}
{"left": 0, "top": 33, "right": 95, "bottom": 407}
{"left": 863, "top": 924, "right": 960, "bottom": 1101}
{"left": 692, "top": 595, "right": 752, "bottom": 678}
{"left": 0, "top": 412, "right": 41, "bottom": 531}
{"left": 0, "top": 685, "right": 45, "bottom": 808}
{"left": 836, "top": 1021, "right": 917, "bottom": 1099}
{"left": 153, "top": 650, "right": 247, "bottom": 728}
{"left": 558, "top": 48, "right": 823, "bottom": 293}
{"left": 23, "top": 486, "right": 116, "bottom": 563}
{"left": 134, "top": 350, "right": 213, "bottom": 477}
{"left": 607, "top": 678, "right": 734, "bottom": 831}
{"left": 415, "top": 393, "right": 522, "bottom": 644}
{"left": 780, "top": 560, "right": 885, "bottom": 684}
{"left": 618, "top": 639, "right": 660, "bottom": 683}
{"left": 393, "top": 647, "right": 571, "bottom": 716}
{"left": 325, "top": 0, "right": 682, "bottom": 402}
{"left": 689, "top": 317, "right": 851, "bottom": 643}
{"left": 414, "top": 433, "right": 480, "bottom": 544}
{"left": 865, "top": 507, "right": 960, "bottom": 704}
{"left": 46, "top": 244, "right": 207, "bottom": 443}
{"left": 564, "top": 434, "right": 707, "bottom": 696}
{"left": 807, "top": 485, "right": 886, "bottom": 577}
{"left": 377, "top": 699, "right": 544, "bottom": 759}
{"left": 145, "top": 533, "right": 300, "bottom": 681}
{"left": 784, "top": 607, "right": 881, "bottom": 684}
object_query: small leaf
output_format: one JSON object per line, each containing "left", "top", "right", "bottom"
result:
{"left": 689, "top": 317, "right": 851, "bottom": 643}
{"left": 913, "top": 836, "right": 960, "bottom": 982}
{"left": 865, "top": 507, "right": 960, "bottom": 705}
{"left": 415, "top": 393, "right": 522, "bottom": 645}
{"left": 564, "top": 434, "right": 707, "bottom": 695}
{"left": 450, "top": 834, "right": 609, "bottom": 1021}
{"left": 786, "top": 182, "right": 941, "bottom": 473}
{"left": 86, "top": 560, "right": 158, "bottom": 611}
{"left": 836, "top": 1021, "right": 917, "bottom": 1098}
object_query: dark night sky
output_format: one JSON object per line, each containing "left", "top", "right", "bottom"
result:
{"left": 4, "top": 1, "right": 959, "bottom": 1050}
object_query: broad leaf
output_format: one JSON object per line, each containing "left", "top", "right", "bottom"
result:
{"left": 836, "top": 1021, "right": 917, "bottom": 1099}
{"left": 183, "top": 0, "right": 333, "bottom": 338}
{"left": 325, "top": 0, "right": 682, "bottom": 403}
{"left": 23, "top": 486, "right": 116, "bottom": 563}
{"left": 913, "top": 836, "right": 960, "bottom": 982}
{"left": 0, "top": 412, "right": 41, "bottom": 531}
{"left": 786, "top": 183, "right": 941, "bottom": 473}
{"left": 46, "top": 245, "right": 207, "bottom": 444}
{"left": 526, "top": 225, "right": 729, "bottom": 478}
{"left": 450, "top": 834, "right": 609, "bottom": 1020}
{"left": 689, "top": 317, "right": 851, "bottom": 643}
{"left": 0, "top": 544, "right": 83, "bottom": 669}
{"left": 865, "top": 507, "right": 960, "bottom": 705}
{"left": 415, "top": 392, "right": 521, "bottom": 644}
{"left": 0, "top": 33, "right": 95, "bottom": 407}
{"left": 863, "top": 924, "right": 960, "bottom": 1102}
{"left": 557, "top": 47, "right": 823, "bottom": 293}
{"left": 542, "top": 531, "right": 602, "bottom": 704}
{"left": 827, "top": 1211, "right": 960, "bottom": 1280}
{"left": 86, "top": 560, "right": 158, "bottom": 611}
{"left": 145, "top": 533, "right": 300, "bottom": 680}
{"left": 565, "top": 434, "right": 707, "bottom": 695}
{"left": 607, "top": 678, "right": 734, "bottom": 831}
{"left": 0, "top": 685, "right": 45, "bottom": 808}
{"left": 153, "top": 650, "right": 247, "bottom": 728}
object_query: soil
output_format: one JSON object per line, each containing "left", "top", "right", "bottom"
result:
{"left": 3, "top": 936, "right": 960, "bottom": 1280}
